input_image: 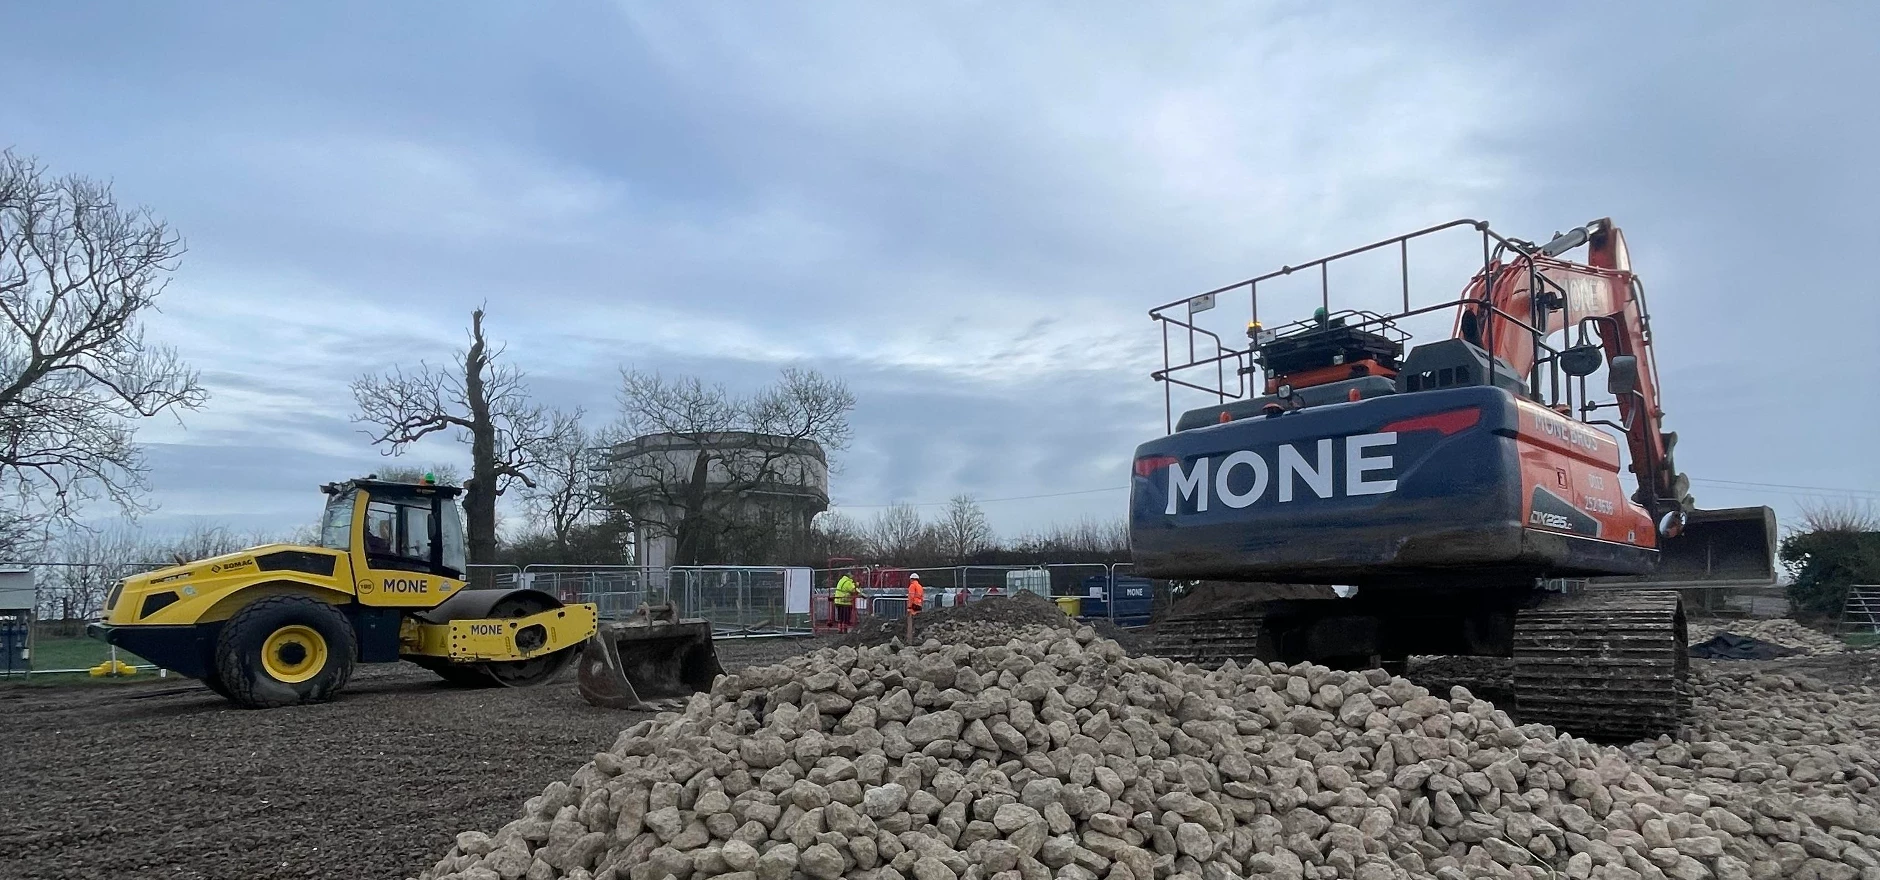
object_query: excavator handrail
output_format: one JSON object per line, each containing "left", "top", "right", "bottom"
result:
{"left": 1152, "top": 294, "right": 1570, "bottom": 427}
{"left": 1150, "top": 218, "right": 1622, "bottom": 436}
{"left": 1147, "top": 218, "right": 1509, "bottom": 319}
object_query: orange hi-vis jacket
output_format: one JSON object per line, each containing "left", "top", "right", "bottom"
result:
{"left": 907, "top": 579, "right": 925, "bottom": 610}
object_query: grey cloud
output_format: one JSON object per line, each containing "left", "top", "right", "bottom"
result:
{"left": 5, "top": 2, "right": 1875, "bottom": 544}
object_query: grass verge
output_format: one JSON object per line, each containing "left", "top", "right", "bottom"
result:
{"left": 0, "top": 635, "right": 157, "bottom": 686}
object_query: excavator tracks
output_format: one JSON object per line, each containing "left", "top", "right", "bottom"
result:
{"left": 1513, "top": 590, "right": 1689, "bottom": 741}
{"left": 1153, "top": 614, "right": 1267, "bottom": 668}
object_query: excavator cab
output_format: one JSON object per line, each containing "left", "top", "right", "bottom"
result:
{"left": 1137, "top": 219, "right": 1776, "bottom": 587}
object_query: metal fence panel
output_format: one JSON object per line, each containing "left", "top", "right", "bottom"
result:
{"left": 524, "top": 565, "right": 669, "bottom": 620}
{"left": 540, "top": 565, "right": 812, "bottom": 636}
{"left": 673, "top": 566, "right": 805, "bottom": 635}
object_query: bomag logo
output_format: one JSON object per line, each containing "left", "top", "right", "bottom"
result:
{"left": 468, "top": 623, "right": 505, "bottom": 636}
{"left": 210, "top": 559, "right": 253, "bottom": 574}
{"left": 1165, "top": 433, "right": 1398, "bottom": 515}
{"left": 382, "top": 578, "right": 429, "bottom": 594}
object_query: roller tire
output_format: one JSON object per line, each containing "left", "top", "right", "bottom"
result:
{"left": 201, "top": 666, "right": 234, "bottom": 699}
{"left": 215, "top": 595, "right": 357, "bottom": 709}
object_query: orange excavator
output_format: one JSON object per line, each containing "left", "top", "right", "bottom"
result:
{"left": 1131, "top": 218, "right": 1774, "bottom": 739}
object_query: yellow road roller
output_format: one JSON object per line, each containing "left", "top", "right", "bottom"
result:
{"left": 89, "top": 477, "right": 598, "bottom": 708}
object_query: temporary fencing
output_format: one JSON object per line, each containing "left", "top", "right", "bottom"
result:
{"left": 6, "top": 554, "right": 1165, "bottom": 679}
{"left": 525, "top": 565, "right": 814, "bottom": 637}
{"left": 523, "top": 565, "right": 670, "bottom": 621}
{"left": 670, "top": 566, "right": 805, "bottom": 636}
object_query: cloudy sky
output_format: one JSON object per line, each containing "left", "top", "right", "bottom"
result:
{"left": 4, "top": 2, "right": 1876, "bottom": 545}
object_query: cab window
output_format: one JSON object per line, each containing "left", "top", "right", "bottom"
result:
{"left": 364, "top": 503, "right": 398, "bottom": 556}
{"left": 318, "top": 491, "right": 356, "bottom": 551}
{"left": 364, "top": 498, "right": 444, "bottom": 575}
{"left": 399, "top": 504, "right": 435, "bottom": 560}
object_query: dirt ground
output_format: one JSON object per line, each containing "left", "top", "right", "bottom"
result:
{"left": 0, "top": 638, "right": 812, "bottom": 880}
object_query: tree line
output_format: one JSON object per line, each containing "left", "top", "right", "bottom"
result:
{"left": 811, "top": 498, "right": 1129, "bottom": 568}
{"left": 29, "top": 523, "right": 313, "bottom": 631}
{"left": 1781, "top": 501, "right": 1880, "bottom": 621}
{"left": 349, "top": 313, "right": 858, "bottom": 570}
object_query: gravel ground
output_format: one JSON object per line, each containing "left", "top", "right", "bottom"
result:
{"left": 0, "top": 638, "right": 816, "bottom": 880}
{"left": 6, "top": 626, "right": 1872, "bottom": 880}
{"left": 415, "top": 627, "right": 1880, "bottom": 880}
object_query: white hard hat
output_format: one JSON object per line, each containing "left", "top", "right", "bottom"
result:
{"left": 909, "top": 573, "right": 921, "bottom": 580}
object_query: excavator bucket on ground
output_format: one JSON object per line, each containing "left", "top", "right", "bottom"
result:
{"left": 576, "top": 604, "right": 726, "bottom": 710}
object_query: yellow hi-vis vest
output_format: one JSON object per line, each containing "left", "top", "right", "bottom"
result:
{"left": 834, "top": 575, "right": 858, "bottom": 606}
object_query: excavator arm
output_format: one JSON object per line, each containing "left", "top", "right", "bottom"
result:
{"left": 1455, "top": 218, "right": 1688, "bottom": 523}
{"left": 1453, "top": 218, "right": 1773, "bottom": 585}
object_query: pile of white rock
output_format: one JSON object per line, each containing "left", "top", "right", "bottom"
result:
{"left": 416, "top": 626, "right": 1880, "bottom": 880}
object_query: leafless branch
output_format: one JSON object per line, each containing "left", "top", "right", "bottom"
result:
{"left": 933, "top": 494, "right": 995, "bottom": 560}
{"left": 351, "top": 308, "right": 570, "bottom": 565}
{"left": 0, "top": 149, "right": 205, "bottom": 525}
{"left": 520, "top": 411, "right": 594, "bottom": 551}
{"left": 866, "top": 502, "right": 927, "bottom": 562}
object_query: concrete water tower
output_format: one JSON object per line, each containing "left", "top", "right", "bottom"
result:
{"left": 598, "top": 432, "right": 830, "bottom": 569}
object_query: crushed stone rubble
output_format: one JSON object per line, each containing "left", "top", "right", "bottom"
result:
{"left": 1688, "top": 619, "right": 1848, "bottom": 656}
{"left": 418, "top": 622, "right": 1880, "bottom": 880}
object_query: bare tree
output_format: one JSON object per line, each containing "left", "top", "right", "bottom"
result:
{"left": 0, "top": 498, "right": 47, "bottom": 562}
{"left": 932, "top": 495, "right": 994, "bottom": 562}
{"left": 609, "top": 367, "right": 854, "bottom": 566}
{"left": 38, "top": 522, "right": 306, "bottom": 624}
{"left": 812, "top": 511, "right": 869, "bottom": 561}
{"left": 0, "top": 150, "right": 206, "bottom": 525}
{"left": 866, "top": 502, "right": 927, "bottom": 563}
{"left": 1796, "top": 499, "right": 1880, "bottom": 534}
{"left": 1782, "top": 499, "right": 1880, "bottom": 619}
{"left": 40, "top": 525, "right": 145, "bottom": 621}
{"left": 521, "top": 413, "right": 596, "bottom": 554}
{"left": 351, "top": 308, "right": 578, "bottom": 565}
{"left": 156, "top": 523, "right": 259, "bottom": 565}
{"left": 1010, "top": 517, "right": 1130, "bottom": 561}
